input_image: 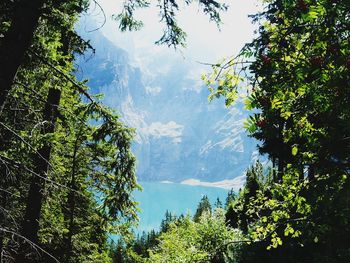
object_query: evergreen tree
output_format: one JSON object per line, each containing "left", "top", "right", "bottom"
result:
{"left": 206, "top": 1, "right": 350, "bottom": 261}
{"left": 160, "top": 210, "right": 177, "bottom": 232}
{"left": 0, "top": 0, "right": 229, "bottom": 261}
{"left": 225, "top": 162, "right": 265, "bottom": 233}
{"left": 214, "top": 198, "right": 223, "bottom": 209}
{"left": 225, "top": 189, "right": 237, "bottom": 209}
{"left": 206, "top": 0, "right": 350, "bottom": 179}
{"left": 225, "top": 203, "right": 239, "bottom": 229}
{"left": 0, "top": 1, "right": 138, "bottom": 261}
{"left": 193, "top": 195, "right": 212, "bottom": 222}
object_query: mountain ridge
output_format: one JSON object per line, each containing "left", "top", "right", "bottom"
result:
{"left": 76, "top": 28, "right": 258, "bottom": 183}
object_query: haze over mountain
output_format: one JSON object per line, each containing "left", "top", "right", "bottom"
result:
{"left": 76, "top": 27, "right": 259, "bottom": 186}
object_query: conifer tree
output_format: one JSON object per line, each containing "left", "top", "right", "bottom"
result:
{"left": 0, "top": 1, "right": 230, "bottom": 261}
{"left": 193, "top": 195, "right": 212, "bottom": 222}
{"left": 225, "top": 189, "right": 237, "bottom": 208}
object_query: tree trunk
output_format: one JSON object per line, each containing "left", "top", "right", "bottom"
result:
{"left": 277, "top": 158, "right": 283, "bottom": 182}
{"left": 308, "top": 165, "right": 315, "bottom": 181}
{"left": 63, "top": 133, "right": 81, "bottom": 262}
{"left": 0, "top": 0, "right": 44, "bottom": 112}
{"left": 299, "top": 165, "right": 304, "bottom": 181}
{"left": 0, "top": 190, "right": 7, "bottom": 258}
{"left": 16, "top": 87, "right": 61, "bottom": 262}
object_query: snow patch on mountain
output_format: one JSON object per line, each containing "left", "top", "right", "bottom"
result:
{"left": 141, "top": 121, "right": 184, "bottom": 144}
{"left": 76, "top": 28, "right": 260, "bottom": 182}
{"left": 145, "top": 86, "right": 162, "bottom": 95}
{"left": 181, "top": 176, "right": 246, "bottom": 191}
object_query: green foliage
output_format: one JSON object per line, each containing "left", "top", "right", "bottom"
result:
{"left": 142, "top": 210, "right": 243, "bottom": 263}
{"left": 0, "top": 0, "right": 139, "bottom": 261}
{"left": 206, "top": 0, "right": 350, "bottom": 176}
{"left": 204, "top": 2, "right": 350, "bottom": 260}
{"left": 114, "top": 1, "right": 350, "bottom": 262}
{"left": 2, "top": 0, "right": 350, "bottom": 262}
{"left": 193, "top": 195, "right": 212, "bottom": 222}
{"left": 225, "top": 188, "right": 237, "bottom": 208}
{"left": 225, "top": 161, "right": 267, "bottom": 232}
{"left": 160, "top": 210, "right": 178, "bottom": 232}
{"left": 0, "top": 0, "right": 231, "bottom": 261}
{"left": 115, "top": 0, "right": 227, "bottom": 47}
{"left": 223, "top": 164, "right": 350, "bottom": 262}
{"left": 214, "top": 197, "right": 223, "bottom": 209}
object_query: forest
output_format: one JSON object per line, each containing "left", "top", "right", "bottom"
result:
{"left": 0, "top": 0, "right": 349, "bottom": 262}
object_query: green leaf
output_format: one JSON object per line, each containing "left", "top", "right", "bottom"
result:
{"left": 292, "top": 146, "right": 298, "bottom": 156}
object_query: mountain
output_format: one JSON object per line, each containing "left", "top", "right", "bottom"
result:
{"left": 75, "top": 28, "right": 259, "bottom": 183}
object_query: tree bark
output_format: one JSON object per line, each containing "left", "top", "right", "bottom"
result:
{"left": 0, "top": 190, "right": 7, "bottom": 258}
{"left": 308, "top": 165, "right": 315, "bottom": 181}
{"left": 277, "top": 158, "right": 283, "bottom": 182}
{"left": 16, "top": 87, "right": 61, "bottom": 262}
{"left": 299, "top": 164, "right": 304, "bottom": 181}
{"left": 0, "top": 0, "right": 44, "bottom": 112}
{"left": 63, "top": 133, "right": 81, "bottom": 262}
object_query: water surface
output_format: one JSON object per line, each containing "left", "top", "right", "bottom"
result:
{"left": 134, "top": 181, "right": 229, "bottom": 233}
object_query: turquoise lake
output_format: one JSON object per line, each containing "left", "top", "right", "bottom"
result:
{"left": 134, "top": 182, "right": 229, "bottom": 234}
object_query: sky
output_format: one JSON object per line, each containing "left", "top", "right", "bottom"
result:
{"left": 84, "top": 0, "right": 262, "bottom": 74}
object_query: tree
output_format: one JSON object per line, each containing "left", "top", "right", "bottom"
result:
{"left": 193, "top": 195, "right": 212, "bottom": 222}
{"left": 205, "top": 0, "right": 350, "bottom": 179}
{"left": 0, "top": 0, "right": 230, "bottom": 261}
{"left": 225, "top": 189, "right": 237, "bottom": 209}
{"left": 0, "top": 0, "right": 46, "bottom": 111}
{"left": 0, "top": 1, "right": 139, "bottom": 261}
{"left": 143, "top": 211, "right": 243, "bottom": 263}
{"left": 225, "top": 203, "right": 239, "bottom": 229}
{"left": 205, "top": 1, "right": 350, "bottom": 261}
{"left": 214, "top": 198, "right": 223, "bottom": 209}
{"left": 225, "top": 162, "right": 265, "bottom": 233}
{"left": 160, "top": 210, "right": 177, "bottom": 232}
{"left": 0, "top": 0, "right": 89, "bottom": 112}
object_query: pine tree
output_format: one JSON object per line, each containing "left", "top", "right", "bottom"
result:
{"left": 214, "top": 198, "right": 223, "bottom": 209}
{"left": 193, "top": 195, "right": 212, "bottom": 222}
{"left": 0, "top": 0, "right": 229, "bottom": 261}
{"left": 225, "top": 189, "right": 237, "bottom": 209}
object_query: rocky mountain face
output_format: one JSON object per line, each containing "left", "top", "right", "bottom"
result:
{"left": 76, "top": 29, "right": 258, "bottom": 182}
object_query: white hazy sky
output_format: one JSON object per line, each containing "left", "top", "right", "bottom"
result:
{"left": 86, "top": 0, "right": 261, "bottom": 72}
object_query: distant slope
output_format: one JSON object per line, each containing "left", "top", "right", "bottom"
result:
{"left": 76, "top": 27, "right": 258, "bottom": 183}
